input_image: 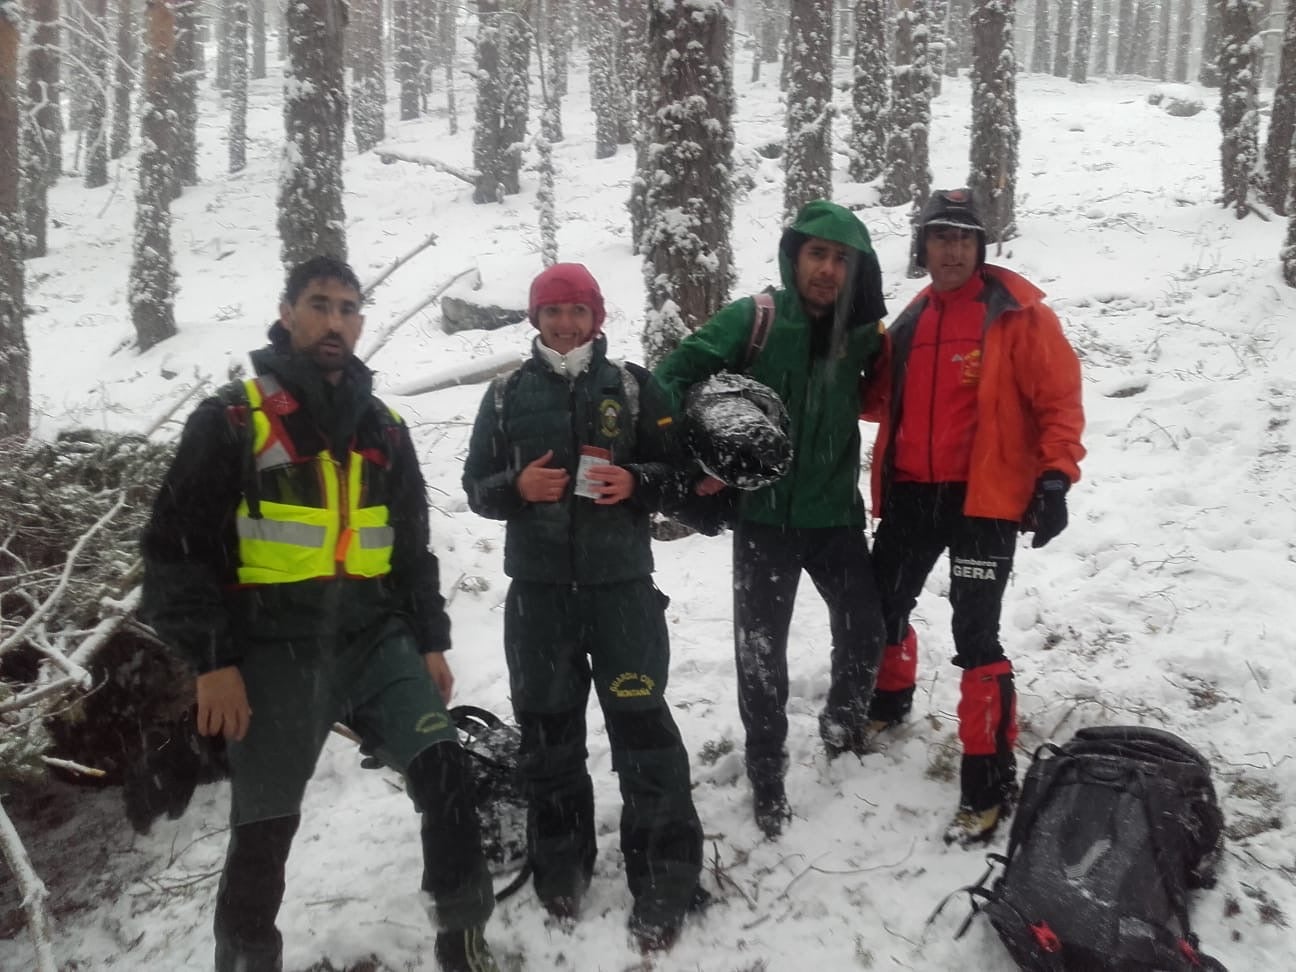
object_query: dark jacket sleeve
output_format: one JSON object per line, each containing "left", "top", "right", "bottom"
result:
{"left": 139, "top": 399, "right": 244, "bottom": 673}
{"left": 621, "top": 364, "right": 690, "bottom": 514}
{"left": 462, "top": 380, "right": 528, "bottom": 521}
{"left": 387, "top": 420, "right": 453, "bottom": 653}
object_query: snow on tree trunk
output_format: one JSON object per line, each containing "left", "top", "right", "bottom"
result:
{"left": 1096, "top": 0, "right": 1113, "bottom": 73}
{"left": 172, "top": 0, "right": 199, "bottom": 191}
{"left": 1032, "top": 0, "right": 1050, "bottom": 70}
{"left": 948, "top": 0, "right": 972, "bottom": 71}
{"left": 968, "top": 0, "right": 1020, "bottom": 243}
{"left": 216, "top": 0, "right": 232, "bottom": 89}
{"left": 228, "top": 0, "right": 248, "bottom": 173}
{"left": 640, "top": 0, "right": 734, "bottom": 369}
{"left": 849, "top": 0, "right": 890, "bottom": 181}
{"left": 590, "top": 0, "right": 619, "bottom": 158}
{"left": 537, "top": 0, "right": 562, "bottom": 141}
{"left": 278, "top": 0, "right": 347, "bottom": 266}
{"left": 22, "top": 0, "right": 61, "bottom": 259}
{"left": 881, "top": 0, "right": 933, "bottom": 216}
{"left": 128, "top": 0, "right": 177, "bottom": 353}
{"left": 546, "top": 0, "right": 569, "bottom": 98}
{"left": 627, "top": 1, "right": 653, "bottom": 251}
{"left": 615, "top": 0, "right": 641, "bottom": 144}
{"left": 1218, "top": 0, "right": 1261, "bottom": 218}
{"left": 759, "top": 0, "right": 782, "bottom": 63}
{"left": 439, "top": 0, "right": 458, "bottom": 133}
{"left": 783, "top": 0, "right": 833, "bottom": 224}
{"left": 83, "top": 0, "right": 109, "bottom": 189}
{"left": 1131, "top": 0, "right": 1153, "bottom": 73}
{"left": 1263, "top": 0, "right": 1296, "bottom": 214}
{"left": 472, "top": 0, "right": 529, "bottom": 202}
{"left": 251, "top": 0, "right": 267, "bottom": 79}
{"left": 537, "top": 128, "right": 558, "bottom": 266}
{"left": 1200, "top": 0, "right": 1222, "bottom": 84}
{"left": 1174, "top": 0, "right": 1193, "bottom": 81}
{"left": 929, "top": 0, "right": 948, "bottom": 92}
{"left": 0, "top": 2, "right": 30, "bottom": 441}
{"left": 109, "top": 0, "right": 133, "bottom": 159}
{"left": 1154, "top": 0, "right": 1172, "bottom": 78}
{"left": 1055, "top": 0, "right": 1074, "bottom": 76}
{"left": 1071, "top": 0, "right": 1093, "bottom": 80}
{"left": 1116, "top": 0, "right": 1135, "bottom": 71}
{"left": 352, "top": 0, "right": 386, "bottom": 153}
{"left": 395, "top": 0, "right": 420, "bottom": 121}
{"left": 1282, "top": 152, "right": 1296, "bottom": 284}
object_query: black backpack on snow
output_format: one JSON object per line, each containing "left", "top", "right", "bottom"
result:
{"left": 957, "top": 725, "right": 1226, "bottom": 971}
{"left": 450, "top": 706, "right": 530, "bottom": 897}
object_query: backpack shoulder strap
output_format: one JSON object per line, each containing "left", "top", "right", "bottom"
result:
{"left": 490, "top": 366, "right": 525, "bottom": 435}
{"left": 741, "top": 292, "right": 776, "bottom": 372}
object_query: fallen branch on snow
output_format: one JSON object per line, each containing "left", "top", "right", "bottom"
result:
{"left": 0, "top": 797, "right": 58, "bottom": 972}
{"left": 373, "top": 148, "right": 479, "bottom": 186}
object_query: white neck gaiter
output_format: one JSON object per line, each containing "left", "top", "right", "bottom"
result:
{"left": 534, "top": 335, "right": 595, "bottom": 380}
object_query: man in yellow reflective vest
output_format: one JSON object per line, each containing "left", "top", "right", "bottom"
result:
{"left": 141, "top": 256, "right": 499, "bottom": 972}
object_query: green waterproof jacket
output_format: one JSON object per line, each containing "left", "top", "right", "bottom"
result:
{"left": 463, "top": 336, "right": 687, "bottom": 585}
{"left": 654, "top": 200, "right": 887, "bottom": 528}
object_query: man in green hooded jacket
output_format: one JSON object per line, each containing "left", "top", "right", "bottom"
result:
{"left": 655, "top": 200, "right": 889, "bottom": 838}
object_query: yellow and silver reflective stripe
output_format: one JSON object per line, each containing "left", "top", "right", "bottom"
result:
{"left": 236, "top": 516, "right": 328, "bottom": 547}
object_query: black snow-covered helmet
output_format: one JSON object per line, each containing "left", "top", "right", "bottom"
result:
{"left": 915, "top": 188, "right": 987, "bottom": 268}
{"left": 683, "top": 373, "right": 793, "bottom": 490}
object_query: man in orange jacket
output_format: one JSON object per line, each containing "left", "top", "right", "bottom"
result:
{"left": 864, "top": 189, "right": 1085, "bottom": 846}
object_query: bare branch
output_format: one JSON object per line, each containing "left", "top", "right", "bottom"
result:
{"left": 372, "top": 147, "right": 480, "bottom": 185}
{"left": 360, "top": 232, "right": 440, "bottom": 296}
{"left": 0, "top": 798, "right": 58, "bottom": 972}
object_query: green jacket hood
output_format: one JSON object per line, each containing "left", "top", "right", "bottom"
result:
{"left": 778, "top": 199, "right": 877, "bottom": 290}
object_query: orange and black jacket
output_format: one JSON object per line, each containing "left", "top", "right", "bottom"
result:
{"left": 865, "top": 265, "right": 1085, "bottom": 521}
{"left": 140, "top": 324, "right": 450, "bottom": 673}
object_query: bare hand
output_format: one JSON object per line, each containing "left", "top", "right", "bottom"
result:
{"left": 516, "top": 449, "right": 570, "bottom": 503}
{"left": 587, "top": 463, "right": 635, "bottom": 505}
{"left": 195, "top": 666, "right": 251, "bottom": 741}
{"left": 424, "top": 652, "right": 455, "bottom": 704}
{"left": 695, "top": 475, "right": 727, "bottom": 496}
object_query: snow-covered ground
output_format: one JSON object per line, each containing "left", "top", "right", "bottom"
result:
{"left": 3, "top": 39, "right": 1295, "bottom": 972}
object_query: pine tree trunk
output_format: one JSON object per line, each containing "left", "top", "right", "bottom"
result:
{"left": 251, "top": 0, "right": 267, "bottom": 79}
{"left": 590, "top": 0, "right": 619, "bottom": 157}
{"left": 440, "top": 0, "right": 457, "bottom": 133}
{"left": 1055, "top": 0, "right": 1073, "bottom": 75}
{"left": 1071, "top": 0, "right": 1093, "bottom": 80}
{"left": 849, "top": 0, "right": 889, "bottom": 181}
{"left": 172, "top": 0, "right": 199, "bottom": 190}
{"left": 1154, "top": 0, "right": 1172, "bottom": 78}
{"left": 1173, "top": 0, "right": 1191, "bottom": 80}
{"left": 1219, "top": 0, "right": 1261, "bottom": 217}
{"left": 760, "top": 0, "right": 781, "bottom": 62}
{"left": 929, "top": 0, "right": 948, "bottom": 91}
{"left": 537, "top": 0, "right": 562, "bottom": 141}
{"left": 948, "top": 0, "right": 971, "bottom": 71}
{"left": 215, "top": 0, "right": 231, "bottom": 89}
{"left": 1095, "top": 0, "right": 1112, "bottom": 72}
{"left": 499, "top": 1, "right": 532, "bottom": 194}
{"left": 784, "top": 0, "right": 833, "bottom": 223}
{"left": 968, "top": 0, "right": 1019, "bottom": 243}
{"left": 278, "top": 0, "right": 347, "bottom": 265}
{"left": 23, "top": 0, "right": 61, "bottom": 257}
{"left": 614, "top": 0, "right": 639, "bottom": 143}
{"left": 83, "top": 0, "right": 110, "bottom": 188}
{"left": 640, "top": 0, "right": 733, "bottom": 368}
{"left": 1115, "top": 0, "right": 1134, "bottom": 70}
{"left": 128, "top": 0, "right": 178, "bottom": 353}
{"left": 1131, "top": 0, "right": 1152, "bottom": 73}
{"left": 473, "top": 0, "right": 507, "bottom": 202}
{"left": 1032, "top": 0, "right": 1050, "bottom": 70}
{"left": 352, "top": 0, "right": 386, "bottom": 152}
{"left": 1200, "top": 0, "right": 1222, "bottom": 85}
{"left": 1282, "top": 156, "right": 1296, "bottom": 283}
{"left": 395, "top": 0, "right": 420, "bottom": 120}
{"left": 109, "top": 0, "right": 133, "bottom": 159}
{"left": 0, "top": 3, "right": 30, "bottom": 441}
{"left": 547, "top": 0, "right": 569, "bottom": 97}
{"left": 627, "top": 0, "right": 654, "bottom": 250}
{"left": 228, "top": 0, "right": 248, "bottom": 172}
{"left": 1264, "top": 0, "right": 1296, "bottom": 214}
{"left": 881, "top": 0, "right": 932, "bottom": 215}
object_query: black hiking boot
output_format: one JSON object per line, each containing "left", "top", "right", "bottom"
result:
{"left": 433, "top": 925, "right": 500, "bottom": 972}
{"left": 752, "top": 777, "right": 792, "bottom": 838}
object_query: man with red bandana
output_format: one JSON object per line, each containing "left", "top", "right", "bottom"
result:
{"left": 864, "top": 190, "right": 1085, "bottom": 846}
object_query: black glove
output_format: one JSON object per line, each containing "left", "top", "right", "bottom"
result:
{"left": 1022, "top": 471, "right": 1070, "bottom": 548}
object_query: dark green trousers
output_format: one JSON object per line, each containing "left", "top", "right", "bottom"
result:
{"left": 504, "top": 579, "right": 703, "bottom": 928}
{"left": 214, "top": 620, "right": 493, "bottom": 971}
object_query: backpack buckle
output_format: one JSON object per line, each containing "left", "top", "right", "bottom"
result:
{"left": 1030, "top": 921, "right": 1062, "bottom": 953}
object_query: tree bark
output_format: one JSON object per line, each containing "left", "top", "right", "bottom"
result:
{"left": 278, "top": 0, "right": 347, "bottom": 265}
{"left": 1071, "top": 0, "right": 1093, "bottom": 80}
{"left": 394, "top": 0, "right": 420, "bottom": 120}
{"left": 251, "top": 0, "right": 266, "bottom": 78}
{"left": 172, "top": 0, "right": 199, "bottom": 190}
{"left": 228, "top": 0, "right": 248, "bottom": 172}
{"left": 352, "top": 0, "right": 386, "bottom": 152}
{"left": 1200, "top": 0, "right": 1222, "bottom": 85}
{"left": 1173, "top": 0, "right": 1192, "bottom": 81}
{"left": 881, "top": 0, "right": 933, "bottom": 219}
{"left": 1218, "top": 0, "right": 1261, "bottom": 217}
{"left": 1054, "top": 0, "right": 1073, "bottom": 76}
{"left": 1264, "top": 0, "right": 1296, "bottom": 213}
{"left": 128, "top": 0, "right": 178, "bottom": 352}
{"left": 0, "top": 3, "right": 30, "bottom": 441}
{"left": 1095, "top": 0, "right": 1112, "bottom": 72}
{"left": 109, "top": 0, "right": 133, "bottom": 159}
{"left": 590, "top": 0, "right": 619, "bottom": 157}
{"left": 83, "top": 0, "right": 110, "bottom": 188}
{"left": 640, "top": 0, "right": 733, "bottom": 368}
{"left": 968, "top": 0, "right": 1019, "bottom": 243}
{"left": 784, "top": 0, "right": 834, "bottom": 223}
{"left": 1032, "top": 0, "right": 1050, "bottom": 70}
{"left": 22, "top": 0, "right": 61, "bottom": 257}
{"left": 849, "top": 0, "right": 889, "bottom": 181}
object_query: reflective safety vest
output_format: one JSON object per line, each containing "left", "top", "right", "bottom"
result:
{"left": 232, "top": 375, "right": 396, "bottom": 585}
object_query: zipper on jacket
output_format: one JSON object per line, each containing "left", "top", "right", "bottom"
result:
{"left": 568, "top": 378, "right": 579, "bottom": 591}
{"left": 926, "top": 302, "right": 945, "bottom": 483}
